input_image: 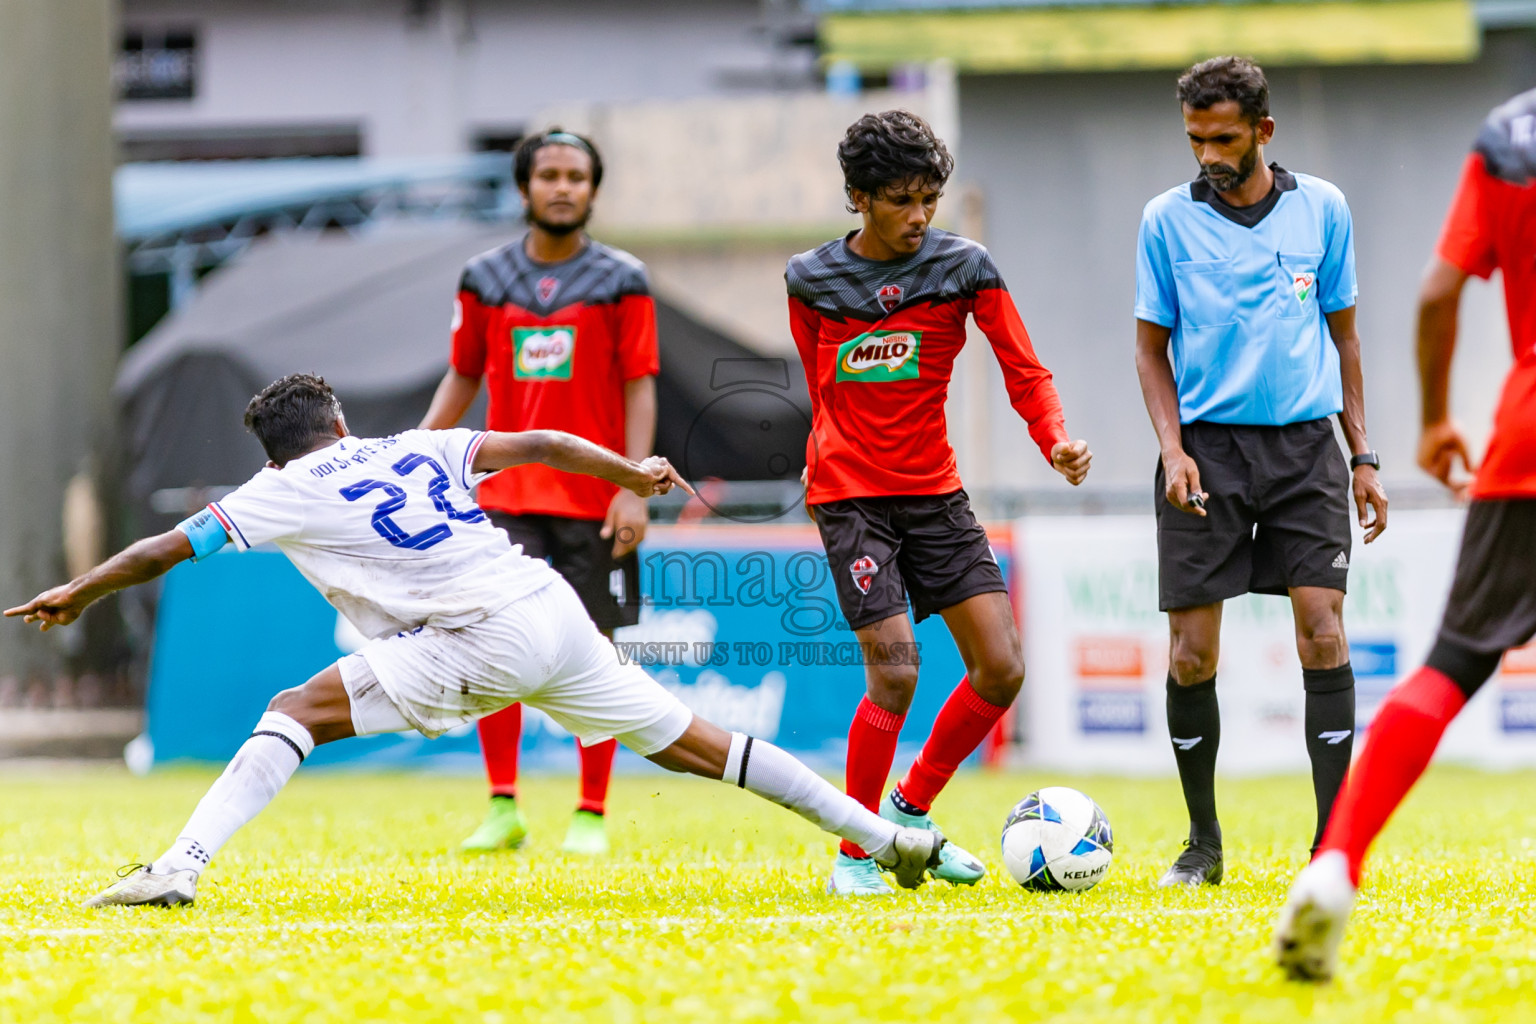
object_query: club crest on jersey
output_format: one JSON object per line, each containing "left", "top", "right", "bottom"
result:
{"left": 512, "top": 326, "right": 576, "bottom": 380}
{"left": 849, "top": 555, "right": 879, "bottom": 594}
{"left": 1293, "top": 273, "right": 1315, "bottom": 304}
{"left": 537, "top": 276, "right": 561, "bottom": 304}
{"left": 877, "top": 284, "right": 903, "bottom": 312}
{"left": 836, "top": 330, "right": 921, "bottom": 383}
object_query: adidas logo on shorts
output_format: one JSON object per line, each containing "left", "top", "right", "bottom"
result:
{"left": 1332, "top": 551, "right": 1349, "bottom": 569}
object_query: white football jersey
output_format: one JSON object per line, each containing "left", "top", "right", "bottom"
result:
{"left": 208, "top": 429, "right": 558, "bottom": 639}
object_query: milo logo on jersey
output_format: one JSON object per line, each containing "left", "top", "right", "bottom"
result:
{"left": 513, "top": 326, "right": 576, "bottom": 380}
{"left": 836, "top": 330, "right": 921, "bottom": 383}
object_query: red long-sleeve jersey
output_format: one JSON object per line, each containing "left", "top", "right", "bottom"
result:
{"left": 786, "top": 227, "right": 1069, "bottom": 504}
{"left": 1436, "top": 116, "right": 1536, "bottom": 498}
{"left": 451, "top": 238, "right": 658, "bottom": 520}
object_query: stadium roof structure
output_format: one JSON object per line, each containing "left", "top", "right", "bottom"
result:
{"left": 810, "top": 0, "right": 1536, "bottom": 73}
{"left": 116, "top": 154, "right": 516, "bottom": 240}
{"left": 115, "top": 155, "right": 518, "bottom": 309}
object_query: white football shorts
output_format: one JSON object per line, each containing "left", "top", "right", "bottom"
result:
{"left": 337, "top": 578, "right": 693, "bottom": 756}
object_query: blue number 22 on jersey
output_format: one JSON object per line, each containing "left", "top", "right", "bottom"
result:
{"left": 340, "top": 453, "right": 488, "bottom": 550}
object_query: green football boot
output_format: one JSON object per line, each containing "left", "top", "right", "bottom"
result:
{"left": 459, "top": 795, "right": 528, "bottom": 852}
{"left": 881, "top": 790, "right": 986, "bottom": 885}
{"left": 827, "top": 851, "right": 895, "bottom": 896}
{"left": 561, "top": 810, "right": 610, "bottom": 856}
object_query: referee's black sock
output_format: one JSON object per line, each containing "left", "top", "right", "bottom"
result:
{"left": 1303, "top": 663, "right": 1356, "bottom": 852}
{"left": 1166, "top": 674, "right": 1221, "bottom": 845}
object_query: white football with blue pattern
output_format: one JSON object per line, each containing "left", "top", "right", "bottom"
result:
{"left": 1000, "top": 786, "right": 1113, "bottom": 892}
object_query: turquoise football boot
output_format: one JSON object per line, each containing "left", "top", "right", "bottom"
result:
{"left": 881, "top": 790, "right": 986, "bottom": 885}
{"left": 827, "top": 851, "right": 895, "bottom": 896}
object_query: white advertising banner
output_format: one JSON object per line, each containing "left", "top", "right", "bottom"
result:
{"left": 1014, "top": 509, "right": 1536, "bottom": 775}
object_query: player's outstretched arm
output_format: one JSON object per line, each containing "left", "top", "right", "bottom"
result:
{"left": 4, "top": 530, "right": 194, "bottom": 632}
{"left": 472, "top": 429, "right": 695, "bottom": 498}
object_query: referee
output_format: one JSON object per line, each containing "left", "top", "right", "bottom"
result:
{"left": 1133, "top": 57, "right": 1388, "bottom": 887}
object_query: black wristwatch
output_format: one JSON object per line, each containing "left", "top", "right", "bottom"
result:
{"left": 1350, "top": 451, "right": 1381, "bottom": 471}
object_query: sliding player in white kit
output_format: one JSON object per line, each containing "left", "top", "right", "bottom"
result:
{"left": 6, "top": 374, "right": 943, "bottom": 907}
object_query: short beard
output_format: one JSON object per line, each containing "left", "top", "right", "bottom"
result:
{"left": 528, "top": 208, "right": 591, "bottom": 237}
{"left": 1200, "top": 139, "right": 1260, "bottom": 194}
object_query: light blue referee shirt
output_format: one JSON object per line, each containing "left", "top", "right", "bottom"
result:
{"left": 1135, "top": 165, "right": 1357, "bottom": 426}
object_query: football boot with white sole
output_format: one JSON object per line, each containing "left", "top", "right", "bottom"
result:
{"left": 1274, "top": 850, "right": 1356, "bottom": 983}
{"left": 83, "top": 865, "right": 197, "bottom": 908}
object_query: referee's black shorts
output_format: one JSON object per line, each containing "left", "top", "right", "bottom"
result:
{"left": 1155, "top": 418, "right": 1351, "bottom": 612}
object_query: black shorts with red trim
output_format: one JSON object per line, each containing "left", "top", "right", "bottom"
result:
{"left": 812, "top": 489, "right": 1006, "bottom": 631}
{"left": 1437, "top": 499, "right": 1536, "bottom": 655}
{"left": 488, "top": 511, "right": 641, "bottom": 632}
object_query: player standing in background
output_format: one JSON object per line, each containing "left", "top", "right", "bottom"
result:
{"left": 6, "top": 375, "right": 946, "bottom": 907}
{"left": 1133, "top": 57, "right": 1389, "bottom": 887}
{"left": 421, "top": 129, "right": 656, "bottom": 857}
{"left": 787, "top": 111, "right": 1093, "bottom": 896}
{"left": 1275, "top": 88, "right": 1536, "bottom": 982}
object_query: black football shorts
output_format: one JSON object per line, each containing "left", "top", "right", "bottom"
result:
{"left": 812, "top": 489, "right": 1007, "bottom": 631}
{"left": 489, "top": 511, "right": 641, "bottom": 632}
{"left": 1437, "top": 499, "right": 1536, "bottom": 655}
{"left": 1155, "top": 418, "right": 1352, "bottom": 612}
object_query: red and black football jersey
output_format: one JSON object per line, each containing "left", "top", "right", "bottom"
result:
{"left": 786, "top": 227, "right": 1069, "bottom": 503}
{"left": 452, "top": 238, "right": 658, "bottom": 520}
{"left": 1437, "top": 89, "right": 1536, "bottom": 498}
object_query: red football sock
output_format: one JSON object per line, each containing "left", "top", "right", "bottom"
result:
{"left": 1318, "top": 666, "right": 1467, "bottom": 886}
{"left": 577, "top": 737, "right": 618, "bottom": 815}
{"left": 840, "top": 697, "right": 906, "bottom": 858}
{"left": 896, "top": 675, "right": 1010, "bottom": 813}
{"left": 477, "top": 703, "right": 523, "bottom": 797}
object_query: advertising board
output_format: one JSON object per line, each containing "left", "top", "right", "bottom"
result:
{"left": 1014, "top": 509, "right": 1536, "bottom": 774}
{"left": 142, "top": 524, "right": 1008, "bottom": 771}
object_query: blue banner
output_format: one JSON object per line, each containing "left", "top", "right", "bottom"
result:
{"left": 145, "top": 524, "right": 1012, "bottom": 771}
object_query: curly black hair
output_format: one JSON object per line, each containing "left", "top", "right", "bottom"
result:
{"left": 1177, "top": 56, "right": 1270, "bottom": 125}
{"left": 244, "top": 373, "right": 343, "bottom": 466}
{"left": 513, "top": 127, "right": 604, "bottom": 190}
{"left": 837, "top": 110, "right": 954, "bottom": 210}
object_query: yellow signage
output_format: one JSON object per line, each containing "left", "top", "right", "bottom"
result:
{"left": 822, "top": 0, "right": 1478, "bottom": 72}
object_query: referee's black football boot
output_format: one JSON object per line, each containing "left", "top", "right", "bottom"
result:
{"left": 1156, "top": 837, "right": 1224, "bottom": 887}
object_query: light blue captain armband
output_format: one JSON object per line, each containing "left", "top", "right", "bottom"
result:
{"left": 176, "top": 508, "right": 231, "bottom": 562}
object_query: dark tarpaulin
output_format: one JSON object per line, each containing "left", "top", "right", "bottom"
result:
{"left": 114, "top": 225, "right": 810, "bottom": 537}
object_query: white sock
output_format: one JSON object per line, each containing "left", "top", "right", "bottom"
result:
{"left": 152, "top": 711, "right": 315, "bottom": 876}
{"left": 723, "top": 732, "right": 899, "bottom": 862}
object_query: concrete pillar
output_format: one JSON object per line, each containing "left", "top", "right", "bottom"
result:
{"left": 0, "top": 0, "right": 120, "bottom": 689}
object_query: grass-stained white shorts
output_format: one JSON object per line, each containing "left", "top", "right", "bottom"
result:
{"left": 338, "top": 579, "right": 692, "bottom": 756}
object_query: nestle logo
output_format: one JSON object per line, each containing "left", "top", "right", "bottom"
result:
{"left": 842, "top": 335, "right": 915, "bottom": 373}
